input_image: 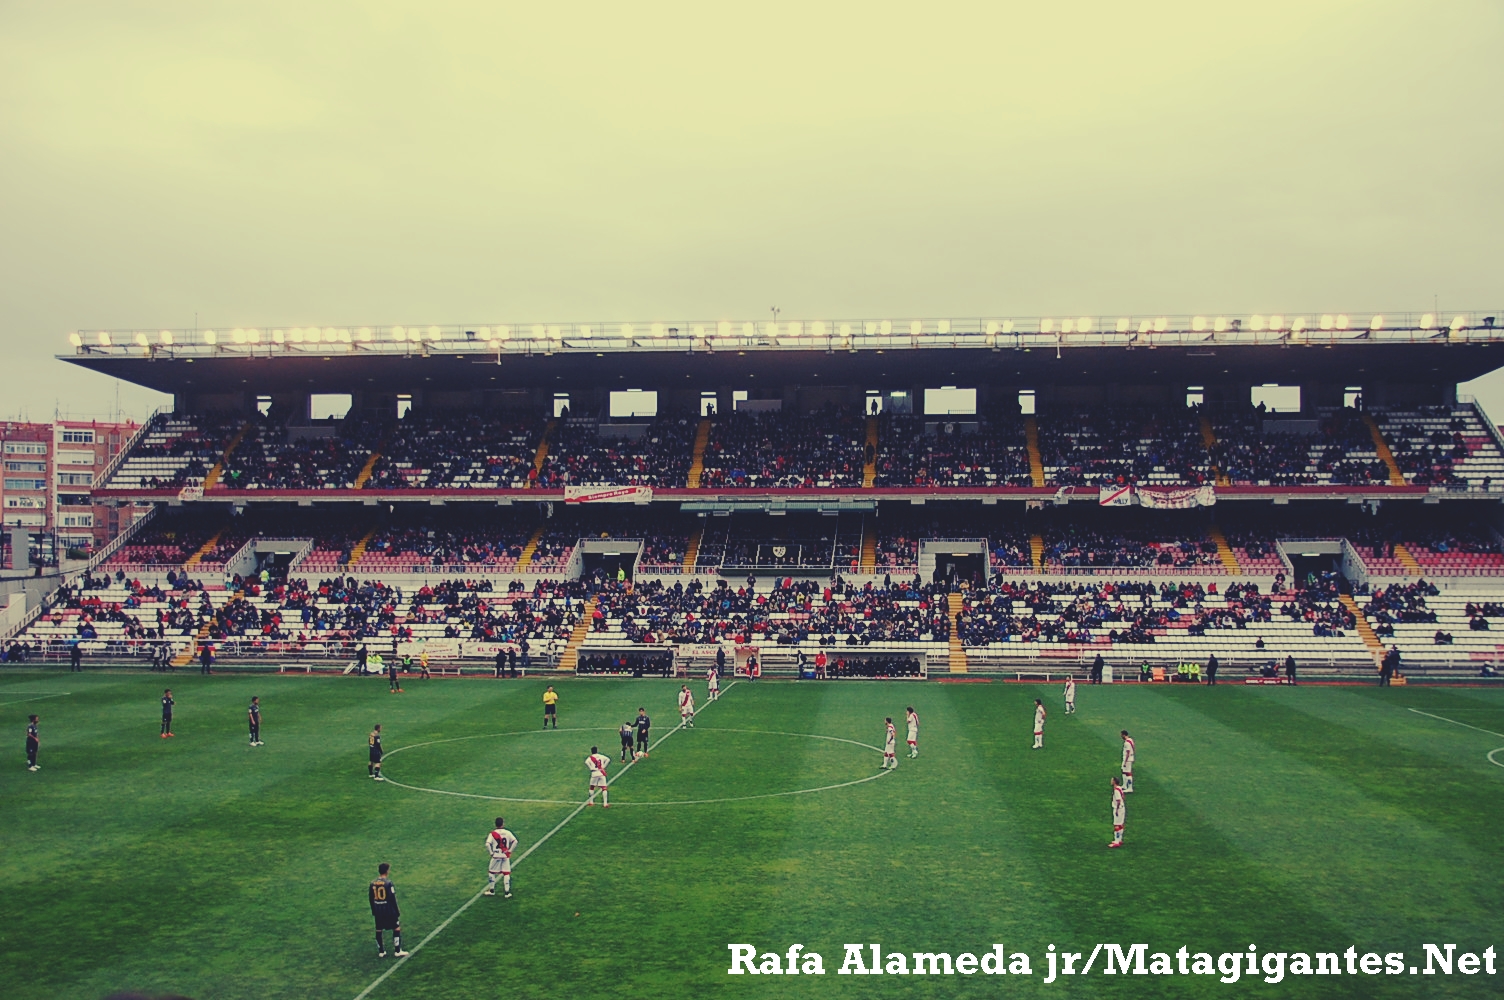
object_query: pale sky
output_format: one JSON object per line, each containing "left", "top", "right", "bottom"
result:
{"left": 1, "top": 1, "right": 1501, "bottom": 421}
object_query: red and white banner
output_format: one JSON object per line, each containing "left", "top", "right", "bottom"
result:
{"left": 178, "top": 485, "right": 204, "bottom": 502}
{"left": 1098, "top": 484, "right": 1134, "bottom": 507}
{"left": 564, "top": 485, "right": 653, "bottom": 504}
{"left": 1138, "top": 485, "right": 1216, "bottom": 509}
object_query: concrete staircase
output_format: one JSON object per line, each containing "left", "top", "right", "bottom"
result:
{"left": 202, "top": 421, "right": 253, "bottom": 490}
{"left": 859, "top": 519, "right": 877, "bottom": 573}
{"left": 1338, "top": 593, "right": 1385, "bottom": 659}
{"left": 184, "top": 530, "right": 225, "bottom": 568}
{"left": 1029, "top": 534, "right": 1044, "bottom": 573}
{"left": 1392, "top": 542, "right": 1422, "bottom": 575}
{"left": 516, "top": 526, "right": 545, "bottom": 571}
{"left": 682, "top": 525, "right": 704, "bottom": 573}
{"left": 1200, "top": 415, "right": 1231, "bottom": 486}
{"left": 1362, "top": 413, "right": 1408, "bottom": 486}
{"left": 558, "top": 598, "right": 596, "bottom": 671}
{"left": 345, "top": 526, "right": 378, "bottom": 567}
{"left": 527, "top": 420, "right": 557, "bottom": 487}
{"left": 686, "top": 418, "right": 712, "bottom": 488}
{"left": 946, "top": 592, "right": 967, "bottom": 673}
{"left": 1024, "top": 417, "right": 1045, "bottom": 487}
{"left": 171, "top": 621, "right": 211, "bottom": 669}
{"left": 1207, "top": 524, "right": 1241, "bottom": 573}
{"left": 353, "top": 442, "right": 385, "bottom": 489}
{"left": 863, "top": 417, "right": 878, "bottom": 488}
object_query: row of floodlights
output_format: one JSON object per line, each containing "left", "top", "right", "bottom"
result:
{"left": 67, "top": 313, "right": 1480, "bottom": 349}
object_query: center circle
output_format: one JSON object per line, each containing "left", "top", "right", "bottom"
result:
{"left": 380, "top": 726, "right": 892, "bottom": 807}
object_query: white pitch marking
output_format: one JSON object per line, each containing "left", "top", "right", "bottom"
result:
{"left": 0, "top": 692, "right": 72, "bottom": 707}
{"left": 1406, "top": 708, "right": 1504, "bottom": 771}
{"left": 351, "top": 682, "right": 738, "bottom": 1000}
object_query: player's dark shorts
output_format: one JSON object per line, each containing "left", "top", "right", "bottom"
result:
{"left": 370, "top": 749, "right": 383, "bottom": 764}
{"left": 544, "top": 705, "right": 556, "bottom": 716}
{"left": 27, "top": 738, "right": 39, "bottom": 752}
{"left": 371, "top": 910, "right": 400, "bottom": 931}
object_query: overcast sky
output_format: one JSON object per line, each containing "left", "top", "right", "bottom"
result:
{"left": 1, "top": 1, "right": 1500, "bottom": 422}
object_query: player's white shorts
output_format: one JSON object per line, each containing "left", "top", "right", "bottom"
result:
{"left": 489, "top": 856, "right": 512, "bottom": 875}
{"left": 906, "top": 728, "right": 918, "bottom": 743}
{"left": 589, "top": 775, "right": 608, "bottom": 789}
{"left": 884, "top": 739, "right": 897, "bottom": 755}
{"left": 1112, "top": 809, "right": 1126, "bottom": 826}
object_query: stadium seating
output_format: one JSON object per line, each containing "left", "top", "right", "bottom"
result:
{"left": 104, "top": 414, "right": 241, "bottom": 490}
{"left": 1377, "top": 405, "right": 1504, "bottom": 490}
{"left": 1037, "top": 405, "right": 1213, "bottom": 487}
{"left": 538, "top": 414, "right": 696, "bottom": 488}
{"left": 363, "top": 411, "right": 543, "bottom": 489}
{"left": 873, "top": 411, "right": 1032, "bottom": 487}
{"left": 220, "top": 418, "right": 377, "bottom": 490}
{"left": 698, "top": 408, "right": 865, "bottom": 488}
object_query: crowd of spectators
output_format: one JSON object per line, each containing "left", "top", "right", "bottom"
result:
{"left": 221, "top": 418, "right": 377, "bottom": 490}
{"left": 538, "top": 415, "right": 696, "bottom": 488}
{"left": 1383, "top": 408, "right": 1471, "bottom": 487}
{"left": 1037, "top": 405, "right": 1212, "bottom": 487}
{"left": 872, "top": 412, "right": 1032, "bottom": 487}
{"left": 591, "top": 576, "right": 951, "bottom": 646}
{"left": 131, "top": 414, "right": 243, "bottom": 489}
{"left": 698, "top": 407, "right": 865, "bottom": 488}
{"left": 576, "top": 650, "right": 674, "bottom": 676}
{"left": 1210, "top": 406, "right": 1389, "bottom": 486}
{"left": 1364, "top": 580, "right": 1441, "bottom": 636}
{"left": 364, "top": 411, "right": 543, "bottom": 489}
{"left": 1039, "top": 524, "right": 1221, "bottom": 571}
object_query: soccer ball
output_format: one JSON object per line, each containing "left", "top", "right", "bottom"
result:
{"left": 634, "top": 751, "right": 646, "bottom": 760}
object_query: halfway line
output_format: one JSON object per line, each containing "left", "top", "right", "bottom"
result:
{"left": 351, "top": 681, "right": 738, "bottom": 1000}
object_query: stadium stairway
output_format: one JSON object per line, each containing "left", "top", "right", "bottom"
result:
{"left": 1207, "top": 525, "right": 1241, "bottom": 573}
{"left": 171, "top": 621, "right": 211, "bottom": 669}
{"left": 859, "top": 519, "right": 877, "bottom": 572}
{"left": 527, "top": 420, "right": 557, "bottom": 488}
{"left": 202, "top": 421, "right": 253, "bottom": 490}
{"left": 184, "top": 529, "right": 225, "bottom": 568}
{"left": 558, "top": 598, "right": 596, "bottom": 671}
{"left": 1362, "top": 413, "right": 1408, "bottom": 486}
{"left": 863, "top": 417, "right": 878, "bottom": 488}
{"left": 1392, "top": 542, "right": 1422, "bottom": 575}
{"left": 946, "top": 593, "right": 967, "bottom": 672}
{"left": 1338, "top": 593, "right": 1385, "bottom": 660}
{"left": 1024, "top": 418, "right": 1046, "bottom": 487}
{"left": 1029, "top": 534, "right": 1044, "bottom": 573}
{"left": 352, "top": 439, "right": 386, "bottom": 489}
{"left": 1200, "top": 415, "right": 1231, "bottom": 486}
{"left": 345, "top": 526, "right": 378, "bottom": 566}
{"left": 516, "top": 526, "right": 545, "bottom": 570}
{"left": 682, "top": 525, "right": 704, "bottom": 573}
{"left": 686, "top": 418, "right": 711, "bottom": 488}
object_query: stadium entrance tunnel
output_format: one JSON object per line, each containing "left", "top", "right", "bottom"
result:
{"left": 581, "top": 549, "right": 637, "bottom": 582}
{"left": 933, "top": 552, "right": 985, "bottom": 589}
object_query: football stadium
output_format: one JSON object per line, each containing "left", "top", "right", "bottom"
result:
{"left": 2, "top": 312, "right": 1502, "bottom": 998}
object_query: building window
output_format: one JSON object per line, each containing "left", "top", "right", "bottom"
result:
{"left": 3, "top": 442, "right": 46, "bottom": 455}
{"left": 4, "top": 461, "right": 47, "bottom": 473}
{"left": 56, "top": 472, "right": 94, "bottom": 487}
{"left": 61, "top": 514, "right": 94, "bottom": 527}
{"left": 553, "top": 393, "right": 571, "bottom": 418}
{"left": 1186, "top": 386, "right": 1205, "bottom": 408}
{"left": 60, "top": 430, "right": 95, "bottom": 444}
{"left": 4, "top": 478, "right": 47, "bottom": 491}
{"left": 1018, "top": 389, "right": 1037, "bottom": 416}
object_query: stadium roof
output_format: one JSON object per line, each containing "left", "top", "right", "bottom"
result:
{"left": 61, "top": 310, "right": 1504, "bottom": 394}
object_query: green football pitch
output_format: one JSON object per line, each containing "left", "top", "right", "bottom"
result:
{"left": 3, "top": 670, "right": 1501, "bottom": 1000}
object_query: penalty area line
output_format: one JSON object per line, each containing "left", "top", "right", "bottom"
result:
{"left": 1407, "top": 708, "right": 1504, "bottom": 771}
{"left": 351, "top": 681, "right": 739, "bottom": 1000}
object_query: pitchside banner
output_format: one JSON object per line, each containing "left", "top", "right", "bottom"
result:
{"left": 1098, "top": 485, "right": 1215, "bottom": 508}
{"left": 564, "top": 485, "right": 653, "bottom": 503}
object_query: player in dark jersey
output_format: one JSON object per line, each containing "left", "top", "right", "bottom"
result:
{"left": 160, "top": 689, "right": 175, "bottom": 738}
{"left": 248, "top": 696, "right": 262, "bottom": 746}
{"left": 619, "top": 722, "right": 634, "bottom": 761}
{"left": 368, "top": 863, "right": 408, "bottom": 958}
{"left": 26, "top": 715, "right": 39, "bottom": 771}
{"left": 388, "top": 658, "right": 402, "bottom": 694}
{"left": 634, "top": 708, "right": 650, "bottom": 756}
{"left": 369, "top": 725, "right": 384, "bottom": 780}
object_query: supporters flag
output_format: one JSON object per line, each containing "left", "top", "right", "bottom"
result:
{"left": 1098, "top": 484, "right": 1215, "bottom": 508}
{"left": 564, "top": 485, "right": 653, "bottom": 503}
{"left": 1098, "top": 484, "right": 1134, "bottom": 506}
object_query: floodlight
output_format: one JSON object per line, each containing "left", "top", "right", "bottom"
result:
{"left": 97, "top": 331, "right": 111, "bottom": 346}
{"left": 1138, "top": 319, "right": 1151, "bottom": 334}
{"left": 986, "top": 320, "right": 999, "bottom": 335}
{"left": 579, "top": 325, "right": 592, "bottom": 338}
{"left": 427, "top": 326, "right": 440, "bottom": 340}
{"left": 135, "top": 332, "right": 149, "bottom": 346}
{"left": 1077, "top": 317, "right": 1092, "bottom": 333}
{"left": 1291, "top": 318, "right": 1305, "bottom": 333}
{"left": 358, "top": 327, "right": 372, "bottom": 342}
{"left": 1060, "top": 319, "right": 1074, "bottom": 334}
{"left": 549, "top": 325, "right": 562, "bottom": 339}
{"left": 1450, "top": 315, "right": 1466, "bottom": 331}
{"left": 718, "top": 320, "right": 731, "bottom": 337}
{"left": 232, "top": 329, "right": 247, "bottom": 344}
{"left": 68, "top": 332, "right": 82, "bottom": 347}
{"left": 879, "top": 320, "right": 892, "bottom": 335}
{"left": 271, "top": 330, "right": 283, "bottom": 344}
{"left": 248, "top": 329, "right": 262, "bottom": 343}
{"left": 392, "top": 326, "right": 405, "bottom": 340}
{"left": 692, "top": 324, "right": 705, "bottom": 337}
{"left": 810, "top": 321, "right": 826, "bottom": 337}
{"left": 1370, "top": 315, "right": 1383, "bottom": 331}
{"left": 496, "top": 325, "right": 510, "bottom": 340}
{"left": 1250, "top": 315, "right": 1265, "bottom": 331}
{"left": 338, "top": 329, "right": 351, "bottom": 343}
{"left": 1420, "top": 313, "right": 1435, "bottom": 329}
{"left": 1040, "top": 318, "right": 1053, "bottom": 334}
{"left": 291, "top": 328, "right": 306, "bottom": 343}
{"left": 1269, "top": 315, "right": 1284, "bottom": 331}
{"left": 1320, "top": 315, "right": 1334, "bottom": 330}
{"left": 1116, "top": 317, "right": 1130, "bottom": 333}
{"left": 203, "top": 331, "right": 217, "bottom": 344}
{"left": 652, "top": 323, "right": 666, "bottom": 337}
{"left": 1213, "top": 317, "right": 1228, "bottom": 332}
{"left": 160, "top": 331, "right": 173, "bottom": 345}
{"left": 909, "top": 320, "right": 922, "bottom": 336}
{"left": 621, "top": 323, "right": 634, "bottom": 337}
{"left": 1192, "top": 316, "right": 1207, "bottom": 331}
{"left": 1153, "top": 317, "right": 1168, "bottom": 332}
{"left": 865, "top": 321, "right": 878, "bottom": 335}
{"left": 1336, "top": 315, "right": 1349, "bottom": 330}
{"left": 1002, "top": 320, "right": 1015, "bottom": 334}
{"left": 742, "top": 322, "right": 755, "bottom": 337}
{"left": 532, "top": 325, "right": 546, "bottom": 339}
{"left": 938, "top": 320, "right": 951, "bottom": 334}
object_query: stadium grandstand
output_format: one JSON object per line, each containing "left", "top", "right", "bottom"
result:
{"left": 10, "top": 309, "right": 1504, "bottom": 681}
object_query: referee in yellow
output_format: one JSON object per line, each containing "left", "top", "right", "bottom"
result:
{"left": 542, "top": 686, "right": 559, "bottom": 729}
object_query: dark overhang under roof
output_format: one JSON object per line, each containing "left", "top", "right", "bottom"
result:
{"left": 60, "top": 341, "right": 1504, "bottom": 394}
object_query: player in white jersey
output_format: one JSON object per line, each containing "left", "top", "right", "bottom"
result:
{"left": 1120, "top": 730, "right": 1135, "bottom": 793}
{"left": 1109, "top": 777, "right": 1126, "bottom": 847}
{"left": 905, "top": 707, "right": 919, "bottom": 757}
{"left": 1063, "top": 676, "right": 1076, "bottom": 714}
{"left": 882, "top": 717, "right": 898, "bottom": 769}
{"left": 585, "top": 746, "right": 611, "bottom": 807}
{"left": 706, "top": 666, "right": 720, "bottom": 701}
{"left": 1032, "top": 699, "right": 1047, "bottom": 749}
{"left": 678, "top": 685, "right": 696, "bottom": 727}
{"left": 484, "top": 817, "right": 518, "bottom": 896}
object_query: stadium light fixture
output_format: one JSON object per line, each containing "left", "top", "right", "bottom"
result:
{"left": 549, "top": 325, "right": 562, "bottom": 340}
{"left": 763, "top": 321, "right": 778, "bottom": 337}
{"left": 1116, "top": 317, "right": 1130, "bottom": 333}
{"left": 1002, "top": 320, "right": 1015, "bottom": 334}
{"left": 742, "top": 322, "right": 755, "bottom": 337}
{"left": 717, "top": 320, "right": 731, "bottom": 337}
{"left": 579, "top": 325, "right": 592, "bottom": 339}
{"left": 621, "top": 323, "right": 634, "bottom": 337}
{"left": 135, "top": 332, "right": 149, "bottom": 346}
{"left": 68, "top": 332, "right": 82, "bottom": 347}
{"left": 1153, "top": 317, "right": 1168, "bottom": 332}
{"left": 879, "top": 320, "right": 892, "bottom": 335}
{"left": 358, "top": 327, "right": 372, "bottom": 342}
{"left": 496, "top": 325, "right": 510, "bottom": 340}
{"left": 1077, "top": 317, "right": 1091, "bottom": 333}
{"left": 810, "top": 320, "right": 826, "bottom": 337}
{"left": 392, "top": 326, "right": 405, "bottom": 341}
{"left": 909, "top": 320, "right": 922, "bottom": 336}
{"left": 271, "top": 330, "right": 283, "bottom": 344}
{"left": 232, "top": 328, "right": 246, "bottom": 344}
{"left": 1336, "top": 314, "right": 1350, "bottom": 330}
{"left": 1138, "top": 319, "right": 1151, "bottom": 335}
{"left": 533, "top": 325, "right": 547, "bottom": 339}
{"left": 427, "top": 326, "right": 441, "bottom": 341}
{"left": 1213, "top": 317, "right": 1228, "bottom": 333}
{"left": 839, "top": 322, "right": 852, "bottom": 338}
{"left": 203, "top": 330, "right": 217, "bottom": 345}
{"left": 248, "top": 329, "right": 261, "bottom": 343}
{"left": 787, "top": 321, "right": 803, "bottom": 337}
{"left": 1370, "top": 314, "right": 1384, "bottom": 331}
{"left": 1040, "top": 318, "right": 1053, "bottom": 333}
{"left": 160, "top": 330, "right": 173, "bottom": 345}
{"left": 1420, "top": 313, "right": 1435, "bottom": 329}
{"left": 1320, "top": 314, "right": 1334, "bottom": 330}
{"left": 1270, "top": 315, "right": 1284, "bottom": 331}
{"left": 1250, "top": 315, "right": 1266, "bottom": 331}
{"left": 652, "top": 323, "right": 666, "bottom": 337}
{"left": 338, "top": 329, "right": 352, "bottom": 343}
{"left": 986, "top": 320, "right": 999, "bottom": 335}
{"left": 1192, "top": 316, "right": 1207, "bottom": 331}
{"left": 938, "top": 319, "right": 951, "bottom": 334}
{"left": 1291, "top": 317, "right": 1306, "bottom": 334}
{"left": 1450, "top": 315, "right": 1466, "bottom": 331}
{"left": 1060, "top": 319, "right": 1074, "bottom": 334}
